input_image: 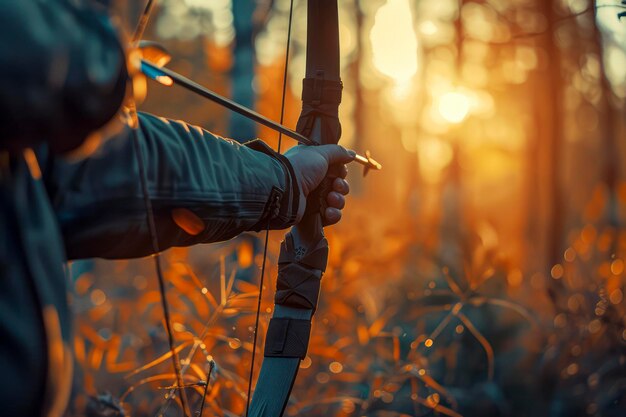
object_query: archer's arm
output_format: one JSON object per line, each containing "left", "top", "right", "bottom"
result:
{"left": 45, "top": 112, "right": 300, "bottom": 260}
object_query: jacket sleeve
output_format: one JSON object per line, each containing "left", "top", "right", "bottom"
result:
{"left": 45, "top": 112, "right": 300, "bottom": 260}
{"left": 0, "top": 0, "right": 127, "bottom": 154}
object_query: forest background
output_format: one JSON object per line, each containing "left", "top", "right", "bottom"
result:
{"left": 71, "top": 1, "right": 626, "bottom": 416}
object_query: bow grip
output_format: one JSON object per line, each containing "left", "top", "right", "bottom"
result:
{"left": 303, "top": 163, "right": 342, "bottom": 225}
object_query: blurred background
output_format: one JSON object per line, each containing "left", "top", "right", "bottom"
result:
{"left": 72, "top": 1, "right": 626, "bottom": 416}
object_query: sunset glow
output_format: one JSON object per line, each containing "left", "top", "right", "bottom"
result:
{"left": 370, "top": 0, "right": 419, "bottom": 85}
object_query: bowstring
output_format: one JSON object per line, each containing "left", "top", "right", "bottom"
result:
{"left": 128, "top": 1, "right": 190, "bottom": 416}
{"left": 129, "top": 126, "right": 190, "bottom": 417}
{"left": 132, "top": 0, "right": 157, "bottom": 43}
{"left": 245, "top": 0, "right": 295, "bottom": 415}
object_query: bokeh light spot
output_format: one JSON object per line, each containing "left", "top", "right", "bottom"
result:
{"left": 438, "top": 92, "right": 470, "bottom": 123}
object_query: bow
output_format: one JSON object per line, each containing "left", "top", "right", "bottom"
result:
{"left": 127, "top": 1, "right": 380, "bottom": 416}
{"left": 246, "top": 2, "right": 343, "bottom": 416}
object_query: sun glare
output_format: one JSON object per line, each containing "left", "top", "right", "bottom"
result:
{"left": 438, "top": 92, "right": 470, "bottom": 124}
{"left": 370, "top": 0, "right": 419, "bottom": 85}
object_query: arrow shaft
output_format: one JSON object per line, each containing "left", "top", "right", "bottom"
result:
{"left": 141, "top": 60, "right": 381, "bottom": 172}
{"left": 141, "top": 60, "right": 315, "bottom": 146}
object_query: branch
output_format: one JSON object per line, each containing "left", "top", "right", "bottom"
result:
{"left": 488, "top": 3, "right": 626, "bottom": 41}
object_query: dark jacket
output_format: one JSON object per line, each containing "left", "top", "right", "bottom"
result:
{"left": 0, "top": 2, "right": 299, "bottom": 416}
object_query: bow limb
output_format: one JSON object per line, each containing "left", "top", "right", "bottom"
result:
{"left": 247, "top": 1, "right": 342, "bottom": 416}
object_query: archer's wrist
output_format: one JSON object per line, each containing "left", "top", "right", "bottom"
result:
{"left": 244, "top": 139, "right": 301, "bottom": 231}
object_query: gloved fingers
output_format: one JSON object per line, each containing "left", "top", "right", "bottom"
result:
{"left": 332, "top": 177, "right": 349, "bottom": 195}
{"left": 324, "top": 207, "right": 342, "bottom": 226}
{"left": 326, "top": 191, "right": 345, "bottom": 210}
{"left": 315, "top": 145, "right": 355, "bottom": 166}
{"left": 336, "top": 163, "right": 348, "bottom": 179}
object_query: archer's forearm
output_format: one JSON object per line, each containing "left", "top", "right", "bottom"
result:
{"left": 47, "top": 112, "right": 299, "bottom": 260}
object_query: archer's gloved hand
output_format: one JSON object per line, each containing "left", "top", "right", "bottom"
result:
{"left": 284, "top": 144, "right": 355, "bottom": 226}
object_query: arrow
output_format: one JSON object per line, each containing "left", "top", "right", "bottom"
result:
{"left": 140, "top": 59, "right": 381, "bottom": 174}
